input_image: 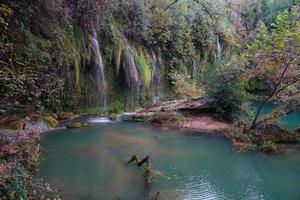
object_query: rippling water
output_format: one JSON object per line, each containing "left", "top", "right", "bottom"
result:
{"left": 38, "top": 122, "right": 300, "bottom": 200}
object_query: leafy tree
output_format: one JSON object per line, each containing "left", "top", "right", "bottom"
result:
{"left": 246, "top": 2, "right": 300, "bottom": 129}
{"left": 206, "top": 56, "right": 250, "bottom": 122}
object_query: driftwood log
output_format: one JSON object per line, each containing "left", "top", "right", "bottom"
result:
{"left": 127, "top": 155, "right": 160, "bottom": 199}
{"left": 127, "top": 155, "right": 153, "bottom": 184}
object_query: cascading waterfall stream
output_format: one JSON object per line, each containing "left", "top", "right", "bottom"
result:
{"left": 216, "top": 34, "right": 222, "bottom": 61}
{"left": 121, "top": 42, "right": 140, "bottom": 102}
{"left": 91, "top": 32, "right": 107, "bottom": 107}
{"left": 150, "top": 49, "right": 163, "bottom": 104}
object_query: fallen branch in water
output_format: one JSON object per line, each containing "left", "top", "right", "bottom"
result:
{"left": 127, "top": 155, "right": 153, "bottom": 184}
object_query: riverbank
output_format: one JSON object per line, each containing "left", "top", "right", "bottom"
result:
{"left": 122, "top": 97, "right": 300, "bottom": 153}
{"left": 0, "top": 129, "right": 60, "bottom": 199}
{"left": 0, "top": 114, "right": 70, "bottom": 199}
{"left": 122, "top": 97, "right": 230, "bottom": 134}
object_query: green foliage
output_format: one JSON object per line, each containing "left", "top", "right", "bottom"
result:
{"left": 260, "top": 141, "right": 278, "bottom": 153}
{"left": 1, "top": 166, "right": 28, "bottom": 200}
{"left": 107, "top": 101, "right": 124, "bottom": 114}
{"left": 170, "top": 71, "right": 205, "bottom": 99}
{"left": 1, "top": 0, "right": 299, "bottom": 118}
{"left": 258, "top": 0, "right": 295, "bottom": 26}
{"left": 246, "top": 2, "right": 300, "bottom": 127}
{"left": 78, "top": 106, "right": 105, "bottom": 115}
{"left": 205, "top": 56, "right": 251, "bottom": 122}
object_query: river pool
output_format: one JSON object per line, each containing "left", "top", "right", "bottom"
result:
{"left": 37, "top": 121, "right": 300, "bottom": 200}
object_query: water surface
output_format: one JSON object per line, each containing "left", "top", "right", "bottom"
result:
{"left": 253, "top": 102, "right": 300, "bottom": 131}
{"left": 38, "top": 122, "right": 300, "bottom": 200}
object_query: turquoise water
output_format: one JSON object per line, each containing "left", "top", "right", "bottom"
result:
{"left": 38, "top": 122, "right": 300, "bottom": 200}
{"left": 253, "top": 102, "right": 300, "bottom": 131}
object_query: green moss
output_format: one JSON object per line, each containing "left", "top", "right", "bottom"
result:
{"left": 42, "top": 116, "right": 58, "bottom": 128}
{"left": 134, "top": 50, "right": 151, "bottom": 87}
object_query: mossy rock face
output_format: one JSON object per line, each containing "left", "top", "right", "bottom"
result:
{"left": 42, "top": 116, "right": 59, "bottom": 128}
{"left": 66, "top": 122, "right": 93, "bottom": 129}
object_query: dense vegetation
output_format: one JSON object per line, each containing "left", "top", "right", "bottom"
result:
{"left": 1, "top": 1, "right": 300, "bottom": 199}
{"left": 0, "top": 0, "right": 299, "bottom": 123}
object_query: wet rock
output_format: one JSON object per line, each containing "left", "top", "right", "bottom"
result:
{"left": 122, "top": 114, "right": 151, "bottom": 122}
{"left": 66, "top": 122, "right": 93, "bottom": 129}
{"left": 42, "top": 116, "right": 59, "bottom": 128}
{"left": 109, "top": 114, "right": 118, "bottom": 121}
{"left": 58, "top": 112, "right": 79, "bottom": 121}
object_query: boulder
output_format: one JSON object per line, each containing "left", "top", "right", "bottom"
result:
{"left": 109, "top": 114, "right": 118, "bottom": 121}
{"left": 58, "top": 112, "right": 79, "bottom": 121}
{"left": 42, "top": 116, "right": 59, "bottom": 128}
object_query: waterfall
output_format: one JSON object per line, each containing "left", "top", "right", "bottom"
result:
{"left": 91, "top": 32, "right": 107, "bottom": 107}
{"left": 150, "top": 49, "right": 164, "bottom": 104}
{"left": 216, "top": 34, "right": 222, "bottom": 61}
{"left": 120, "top": 42, "right": 140, "bottom": 102}
{"left": 192, "top": 58, "right": 197, "bottom": 80}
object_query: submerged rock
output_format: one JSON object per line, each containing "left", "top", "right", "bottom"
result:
{"left": 66, "top": 122, "right": 93, "bottom": 129}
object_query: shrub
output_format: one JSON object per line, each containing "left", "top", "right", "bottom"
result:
{"left": 170, "top": 71, "right": 205, "bottom": 99}
{"left": 107, "top": 101, "right": 123, "bottom": 114}
{"left": 260, "top": 141, "right": 278, "bottom": 153}
{"left": 205, "top": 56, "right": 251, "bottom": 122}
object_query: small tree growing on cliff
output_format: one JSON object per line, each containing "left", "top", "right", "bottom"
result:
{"left": 246, "top": 2, "right": 300, "bottom": 129}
